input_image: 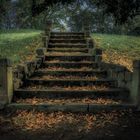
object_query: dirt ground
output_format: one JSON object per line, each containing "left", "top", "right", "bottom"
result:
{"left": 0, "top": 110, "right": 140, "bottom": 140}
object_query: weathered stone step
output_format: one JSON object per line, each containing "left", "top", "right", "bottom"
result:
{"left": 34, "top": 70, "right": 106, "bottom": 77}
{"left": 45, "top": 52, "right": 88, "bottom": 56}
{"left": 47, "top": 48, "right": 89, "bottom": 53}
{"left": 39, "top": 67, "right": 98, "bottom": 72}
{"left": 25, "top": 79, "right": 117, "bottom": 87}
{"left": 14, "top": 97, "right": 124, "bottom": 105}
{"left": 50, "top": 35, "right": 84, "bottom": 39}
{"left": 48, "top": 43, "right": 87, "bottom": 48}
{"left": 49, "top": 39, "right": 86, "bottom": 44}
{"left": 51, "top": 32, "right": 85, "bottom": 36}
{"left": 42, "top": 62, "right": 98, "bottom": 68}
{"left": 14, "top": 88, "right": 129, "bottom": 100}
{"left": 45, "top": 55, "right": 94, "bottom": 61}
{"left": 6, "top": 103, "right": 136, "bottom": 113}
{"left": 30, "top": 74, "right": 103, "bottom": 81}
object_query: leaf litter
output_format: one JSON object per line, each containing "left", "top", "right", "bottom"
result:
{"left": 15, "top": 97, "right": 121, "bottom": 105}
{"left": 25, "top": 85, "right": 109, "bottom": 91}
{"left": 0, "top": 110, "right": 132, "bottom": 132}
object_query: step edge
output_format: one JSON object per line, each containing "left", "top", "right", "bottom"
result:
{"left": 36, "top": 70, "right": 103, "bottom": 72}
{"left": 45, "top": 55, "right": 93, "bottom": 57}
{"left": 14, "top": 88, "right": 129, "bottom": 92}
{"left": 6, "top": 103, "right": 137, "bottom": 112}
{"left": 49, "top": 43, "right": 87, "bottom": 45}
{"left": 43, "top": 62, "right": 97, "bottom": 64}
{"left": 27, "top": 79, "right": 116, "bottom": 82}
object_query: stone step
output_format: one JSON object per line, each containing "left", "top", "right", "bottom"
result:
{"left": 25, "top": 79, "right": 117, "bottom": 87}
{"left": 47, "top": 48, "right": 89, "bottom": 53}
{"left": 6, "top": 103, "right": 136, "bottom": 113}
{"left": 14, "top": 88, "right": 129, "bottom": 100}
{"left": 50, "top": 35, "right": 85, "bottom": 39}
{"left": 30, "top": 74, "right": 104, "bottom": 81}
{"left": 51, "top": 32, "right": 85, "bottom": 36}
{"left": 38, "top": 67, "right": 99, "bottom": 73}
{"left": 45, "top": 55, "right": 94, "bottom": 61}
{"left": 45, "top": 52, "right": 89, "bottom": 56}
{"left": 48, "top": 43, "right": 87, "bottom": 48}
{"left": 33, "top": 70, "right": 107, "bottom": 77}
{"left": 42, "top": 62, "right": 98, "bottom": 68}
{"left": 49, "top": 39, "right": 86, "bottom": 44}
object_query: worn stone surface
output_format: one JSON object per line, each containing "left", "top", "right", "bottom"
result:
{"left": 133, "top": 60, "right": 140, "bottom": 68}
{"left": 13, "top": 78, "right": 23, "bottom": 90}
{"left": 118, "top": 72, "right": 125, "bottom": 81}
{"left": 87, "top": 38, "right": 94, "bottom": 48}
{"left": 125, "top": 71, "right": 132, "bottom": 82}
{"left": 42, "top": 36, "right": 49, "bottom": 48}
{"left": 95, "top": 55, "right": 102, "bottom": 63}
{"left": 131, "top": 60, "right": 140, "bottom": 106}
{"left": 94, "top": 48, "right": 102, "bottom": 55}
{"left": 0, "top": 102, "right": 5, "bottom": 110}
{"left": 36, "top": 48, "right": 46, "bottom": 56}
{"left": 7, "top": 103, "right": 88, "bottom": 112}
{"left": 0, "top": 58, "right": 13, "bottom": 104}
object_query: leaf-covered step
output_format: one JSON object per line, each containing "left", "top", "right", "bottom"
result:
{"left": 51, "top": 32, "right": 85, "bottom": 36}
{"left": 15, "top": 97, "right": 122, "bottom": 105}
{"left": 47, "top": 48, "right": 89, "bottom": 53}
{"left": 42, "top": 62, "right": 98, "bottom": 69}
{"left": 45, "top": 55, "right": 95, "bottom": 61}
{"left": 38, "top": 66, "right": 98, "bottom": 72}
{"left": 50, "top": 35, "right": 85, "bottom": 39}
{"left": 14, "top": 87, "right": 129, "bottom": 100}
{"left": 24, "top": 79, "right": 117, "bottom": 87}
{"left": 45, "top": 60, "right": 92, "bottom": 63}
{"left": 30, "top": 74, "right": 101, "bottom": 80}
{"left": 46, "top": 52, "right": 89, "bottom": 56}
{"left": 33, "top": 70, "right": 107, "bottom": 77}
{"left": 49, "top": 39, "right": 87, "bottom": 44}
{"left": 48, "top": 43, "right": 87, "bottom": 48}
{"left": 7, "top": 103, "right": 136, "bottom": 113}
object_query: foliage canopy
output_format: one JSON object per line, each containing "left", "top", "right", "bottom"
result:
{"left": 32, "top": 0, "right": 140, "bottom": 24}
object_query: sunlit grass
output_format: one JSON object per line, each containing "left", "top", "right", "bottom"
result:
{"left": 93, "top": 33, "right": 140, "bottom": 71}
{"left": 93, "top": 33, "right": 140, "bottom": 59}
{"left": 0, "top": 29, "right": 42, "bottom": 64}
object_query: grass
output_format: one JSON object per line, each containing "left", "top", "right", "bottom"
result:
{"left": 0, "top": 29, "right": 42, "bottom": 65}
{"left": 93, "top": 33, "right": 140, "bottom": 71}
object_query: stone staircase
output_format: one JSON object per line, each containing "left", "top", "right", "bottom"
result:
{"left": 8, "top": 32, "right": 136, "bottom": 112}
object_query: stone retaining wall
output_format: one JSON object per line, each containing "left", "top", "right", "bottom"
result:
{"left": 93, "top": 46, "right": 139, "bottom": 107}
{"left": 0, "top": 59, "right": 13, "bottom": 104}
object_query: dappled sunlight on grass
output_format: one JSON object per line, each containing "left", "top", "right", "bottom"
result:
{"left": 93, "top": 34, "right": 140, "bottom": 51}
{"left": 0, "top": 30, "right": 41, "bottom": 42}
{"left": 0, "top": 29, "right": 42, "bottom": 64}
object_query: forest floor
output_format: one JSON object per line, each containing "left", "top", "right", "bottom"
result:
{"left": 0, "top": 110, "right": 140, "bottom": 140}
{"left": 0, "top": 30, "right": 140, "bottom": 139}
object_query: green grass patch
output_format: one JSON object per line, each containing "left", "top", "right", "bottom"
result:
{"left": 93, "top": 33, "right": 140, "bottom": 60}
{"left": 0, "top": 29, "right": 42, "bottom": 64}
{"left": 93, "top": 33, "right": 140, "bottom": 71}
